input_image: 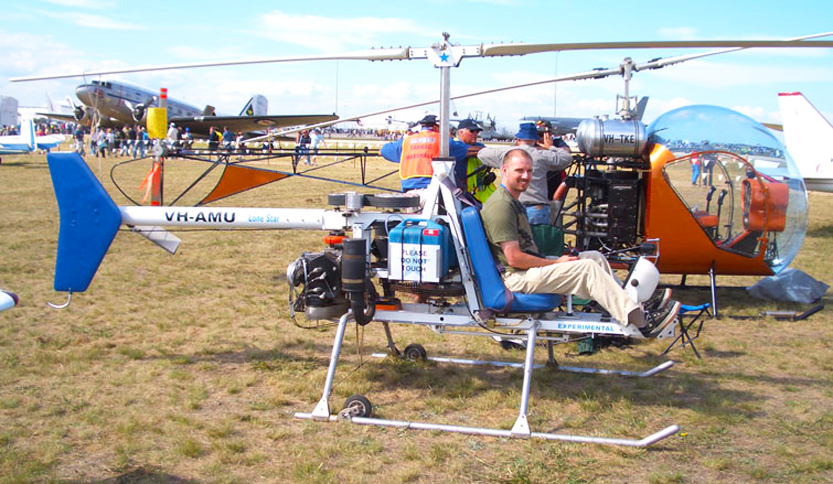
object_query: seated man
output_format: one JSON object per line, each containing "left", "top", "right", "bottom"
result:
{"left": 481, "top": 148, "right": 679, "bottom": 337}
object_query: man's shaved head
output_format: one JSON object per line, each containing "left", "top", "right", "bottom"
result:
{"left": 501, "top": 148, "right": 533, "bottom": 198}
{"left": 504, "top": 148, "right": 532, "bottom": 167}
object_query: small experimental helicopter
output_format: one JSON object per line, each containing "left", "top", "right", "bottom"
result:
{"left": 20, "top": 32, "right": 833, "bottom": 446}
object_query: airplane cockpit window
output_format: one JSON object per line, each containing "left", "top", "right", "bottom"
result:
{"left": 648, "top": 105, "right": 808, "bottom": 273}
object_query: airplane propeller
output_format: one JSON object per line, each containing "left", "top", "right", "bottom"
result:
{"left": 64, "top": 95, "right": 87, "bottom": 122}
{"left": 129, "top": 96, "right": 158, "bottom": 123}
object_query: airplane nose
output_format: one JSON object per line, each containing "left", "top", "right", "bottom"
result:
{"left": 75, "top": 85, "right": 91, "bottom": 105}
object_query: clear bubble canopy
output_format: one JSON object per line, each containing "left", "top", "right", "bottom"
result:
{"left": 648, "top": 105, "right": 807, "bottom": 273}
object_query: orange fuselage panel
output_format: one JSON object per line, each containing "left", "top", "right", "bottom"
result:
{"left": 645, "top": 145, "right": 773, "bottom": 276}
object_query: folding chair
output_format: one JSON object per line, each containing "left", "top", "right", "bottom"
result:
{"left": 662, "top": 303, "right": 710, "bottom": 358}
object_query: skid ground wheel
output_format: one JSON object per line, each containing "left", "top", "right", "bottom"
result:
{"left": 403, "top": 343, "right": 427, "bottom": 361}
{"left": 343, "top": 394, "right": 372, "bottom": 418}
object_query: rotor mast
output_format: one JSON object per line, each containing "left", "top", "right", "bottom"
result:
{"left": 439, "top": 33, "right": 452, "bottom": 157}
{"left": 617, "top": 57, "right": 636, "bottom": 119}
{"left": 416, "top": 33, "right": 482, "bottom": 158}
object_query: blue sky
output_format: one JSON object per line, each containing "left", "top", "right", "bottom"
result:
{"left": 1, "top": 0, "right": 831, "bottom": 131}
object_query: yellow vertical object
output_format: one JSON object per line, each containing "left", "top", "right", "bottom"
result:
{"left": 147, "top": 107, "right": 167, "bottom": 139}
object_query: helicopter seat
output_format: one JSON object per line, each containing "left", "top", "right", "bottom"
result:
{"left": 460, "top": 206, "right": 561, "bottom": 314}
{"left": 692, "top": 210, "right": 718, "bottom": 229}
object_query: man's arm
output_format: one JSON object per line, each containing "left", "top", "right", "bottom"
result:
{"left": 500, "top": 240, "right": 578, "bottom": 269}
{"left": 379, "top": 138, "right": 403, "bottom": 163}
{"left": 477, "top": 146, "right": 511, "bottom": 168}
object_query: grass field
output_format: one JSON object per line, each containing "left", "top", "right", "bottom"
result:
{"left": 0, "top": 144, "right": 831, "bottom": 483}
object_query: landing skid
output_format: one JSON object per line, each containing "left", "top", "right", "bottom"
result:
{"left": 294, "top": 311, "right": 680, "bottom": 448}
{"left": 294, "top": 414, "right": 680, "bottom": 448}
{"left": 369, "top": 353, "right": 675, "bottom": 377}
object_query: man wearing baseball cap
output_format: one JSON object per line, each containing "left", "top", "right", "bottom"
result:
{"left": 456, "top": 118, "right": 496, "bottom": 203}
{"left": 477, "top": 122, "right": 572, "bottom": 225}
{"left": 379, "top": 114, "right": 471, "bottom": 203}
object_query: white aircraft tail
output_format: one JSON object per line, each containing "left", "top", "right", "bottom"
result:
{"left": 778, "top": 92, "right": 833, "bottom": 188}
{"left": 20, "top": 117, "right": 35, "bottom": 150}
{"left": 239, "top": 95, "right": 268, "bottom": 116}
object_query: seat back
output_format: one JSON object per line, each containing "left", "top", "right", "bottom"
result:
{"left": 460, "top": 207, "right": 559, "bottom": 313}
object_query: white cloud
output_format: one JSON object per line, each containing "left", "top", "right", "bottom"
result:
{"left": 65, "top": 13, "right": 143, "bottom": 30}
{"left": 732, "top": 105, "right": 781, "bottom": 124}
{"left": 657, "top": 27, "right": 698, "bottom": 40}
{"left": 256, "top": 10, "right": 432, "bottom": 51}
{"left": 651, "top": 60, "right": 833, "bottom": 89}
{"left": 457, "top": 0, "right": 516, "bottom": 5}
{"left": 0, "top": 30, "right": 85, "bottom": 77}
{"left": 43, "top": 0, "right": 116, "bottom": 7}
{"left": 166, "top": 46, "right": 247, "bottom": 62}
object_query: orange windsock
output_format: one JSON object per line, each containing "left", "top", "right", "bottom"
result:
{"left": 139, "top": 162, "right": 161, "bottom": 205}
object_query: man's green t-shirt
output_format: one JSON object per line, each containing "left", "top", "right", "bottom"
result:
{"left": 480, "top": 186, "right": 539, "bottom": 273}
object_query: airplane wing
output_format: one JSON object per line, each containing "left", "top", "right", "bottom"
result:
{"left": 37, "top": 134, "right": 66, "bottom": 150}
{"left": 0, "top": 148, "right": 30, "bottom": 155}
{"left": 170, "top": 114, "right": 339, "bottom": 137}
{"left": 520, "top": 116, "right": 584, "bottom": 136}
{"left": 36, "top": 111, "right": 77, "bottom": 123}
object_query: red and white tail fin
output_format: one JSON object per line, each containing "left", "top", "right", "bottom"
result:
{"left": 778, "top": 92, "right": 833, "bottom": 189}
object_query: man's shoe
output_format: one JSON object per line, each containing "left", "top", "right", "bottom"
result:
{"left": 640, "top": 300, "right": 681, "bottom": 338}
{"left": 644, "top": 288, "right": 673, "bottom": 313}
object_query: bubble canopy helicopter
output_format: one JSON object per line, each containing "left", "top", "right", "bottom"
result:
{"left": 645, "top": 105, "right": 807, "bottom": 276}
{"left": 16, "top": 32, "right": 833, "bottom": 445}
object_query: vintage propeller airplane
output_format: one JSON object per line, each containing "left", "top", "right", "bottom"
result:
{"left": 32, "top": 78, "right": 339, "bottom": 137}
{"left": 17, "top": 32, "right": 833, "bottom": 446}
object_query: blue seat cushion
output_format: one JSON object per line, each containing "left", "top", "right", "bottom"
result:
{"left": 460, "top": 207, "right": 560, "bottom": 313}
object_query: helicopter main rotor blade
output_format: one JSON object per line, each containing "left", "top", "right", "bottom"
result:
{"left": 12, "top": 32, "right": 832, "bottom": 82}
{"left": 480, "top": 34, "right": 833, "bottom": 57}
{"left": 633, "top": 31, "right": 833, "bottom": 71}
{"left": 10, "top": 48, "right": 411, "bottom": 82}
{"left": 246, "top": 31, "right": 833, "bottom": 142}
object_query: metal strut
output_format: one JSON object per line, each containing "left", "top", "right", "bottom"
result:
{"left": 308, "top": 310, "right": 353, "bottom": 420}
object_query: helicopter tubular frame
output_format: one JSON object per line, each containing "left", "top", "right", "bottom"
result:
{"left": 295, "top": 163, "right": 679, "bottom": 447}
{"left": 295, "top": 312, "right": 678, "bottom": 446}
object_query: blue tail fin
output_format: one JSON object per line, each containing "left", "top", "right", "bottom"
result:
{"left": 48, "top": 152, "right": 121, "bottom": 292}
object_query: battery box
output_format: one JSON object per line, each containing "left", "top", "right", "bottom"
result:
{"left": 388, "top": 219, "right": 456, "bottom": 282}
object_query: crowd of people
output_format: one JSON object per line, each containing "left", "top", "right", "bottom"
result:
{"left": 0, "top": 120, "right": 75, "bottom": 136}
{"left": 81, "top": 125, "right": 150, "bottom": 159}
